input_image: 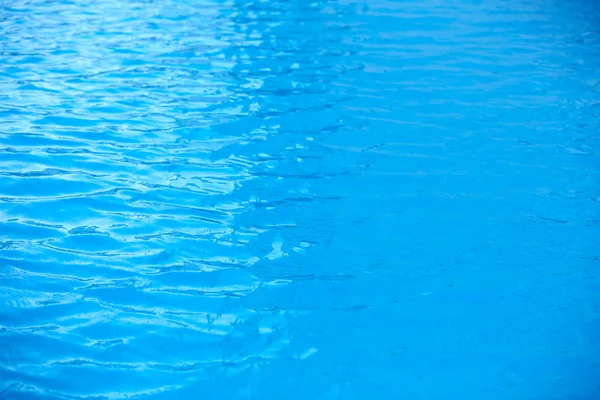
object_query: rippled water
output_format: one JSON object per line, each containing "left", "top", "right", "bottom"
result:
{"left": 1, "top": 0, "right": 599, "bottom": 398}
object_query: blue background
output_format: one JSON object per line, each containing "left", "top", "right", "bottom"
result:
{"left": 0, "top": 0, "right": 599, "bottom": 398}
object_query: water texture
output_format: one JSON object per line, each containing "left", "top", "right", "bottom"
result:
{"left": 1, "top": 0, "right": 599, "bottom": 398}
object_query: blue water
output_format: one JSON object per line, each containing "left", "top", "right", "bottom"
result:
{"left": 1, "top": 0, "right": 599, "bottom": 398}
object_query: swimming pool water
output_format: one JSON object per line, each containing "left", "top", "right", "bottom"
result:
{"left": 1, "top": 0, "right": 599, "bottom": 398}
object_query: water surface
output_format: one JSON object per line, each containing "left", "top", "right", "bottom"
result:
{"left": 1, "top": 0, "right": 599, "bottom": 399}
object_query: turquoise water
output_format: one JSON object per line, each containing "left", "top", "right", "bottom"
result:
{"left": 1, "top": 0, "right": 599, "bottom": 398}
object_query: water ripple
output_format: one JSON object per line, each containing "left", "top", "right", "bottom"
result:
{"left": 2, "top": 0, "right": 600, "bottom": 398}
